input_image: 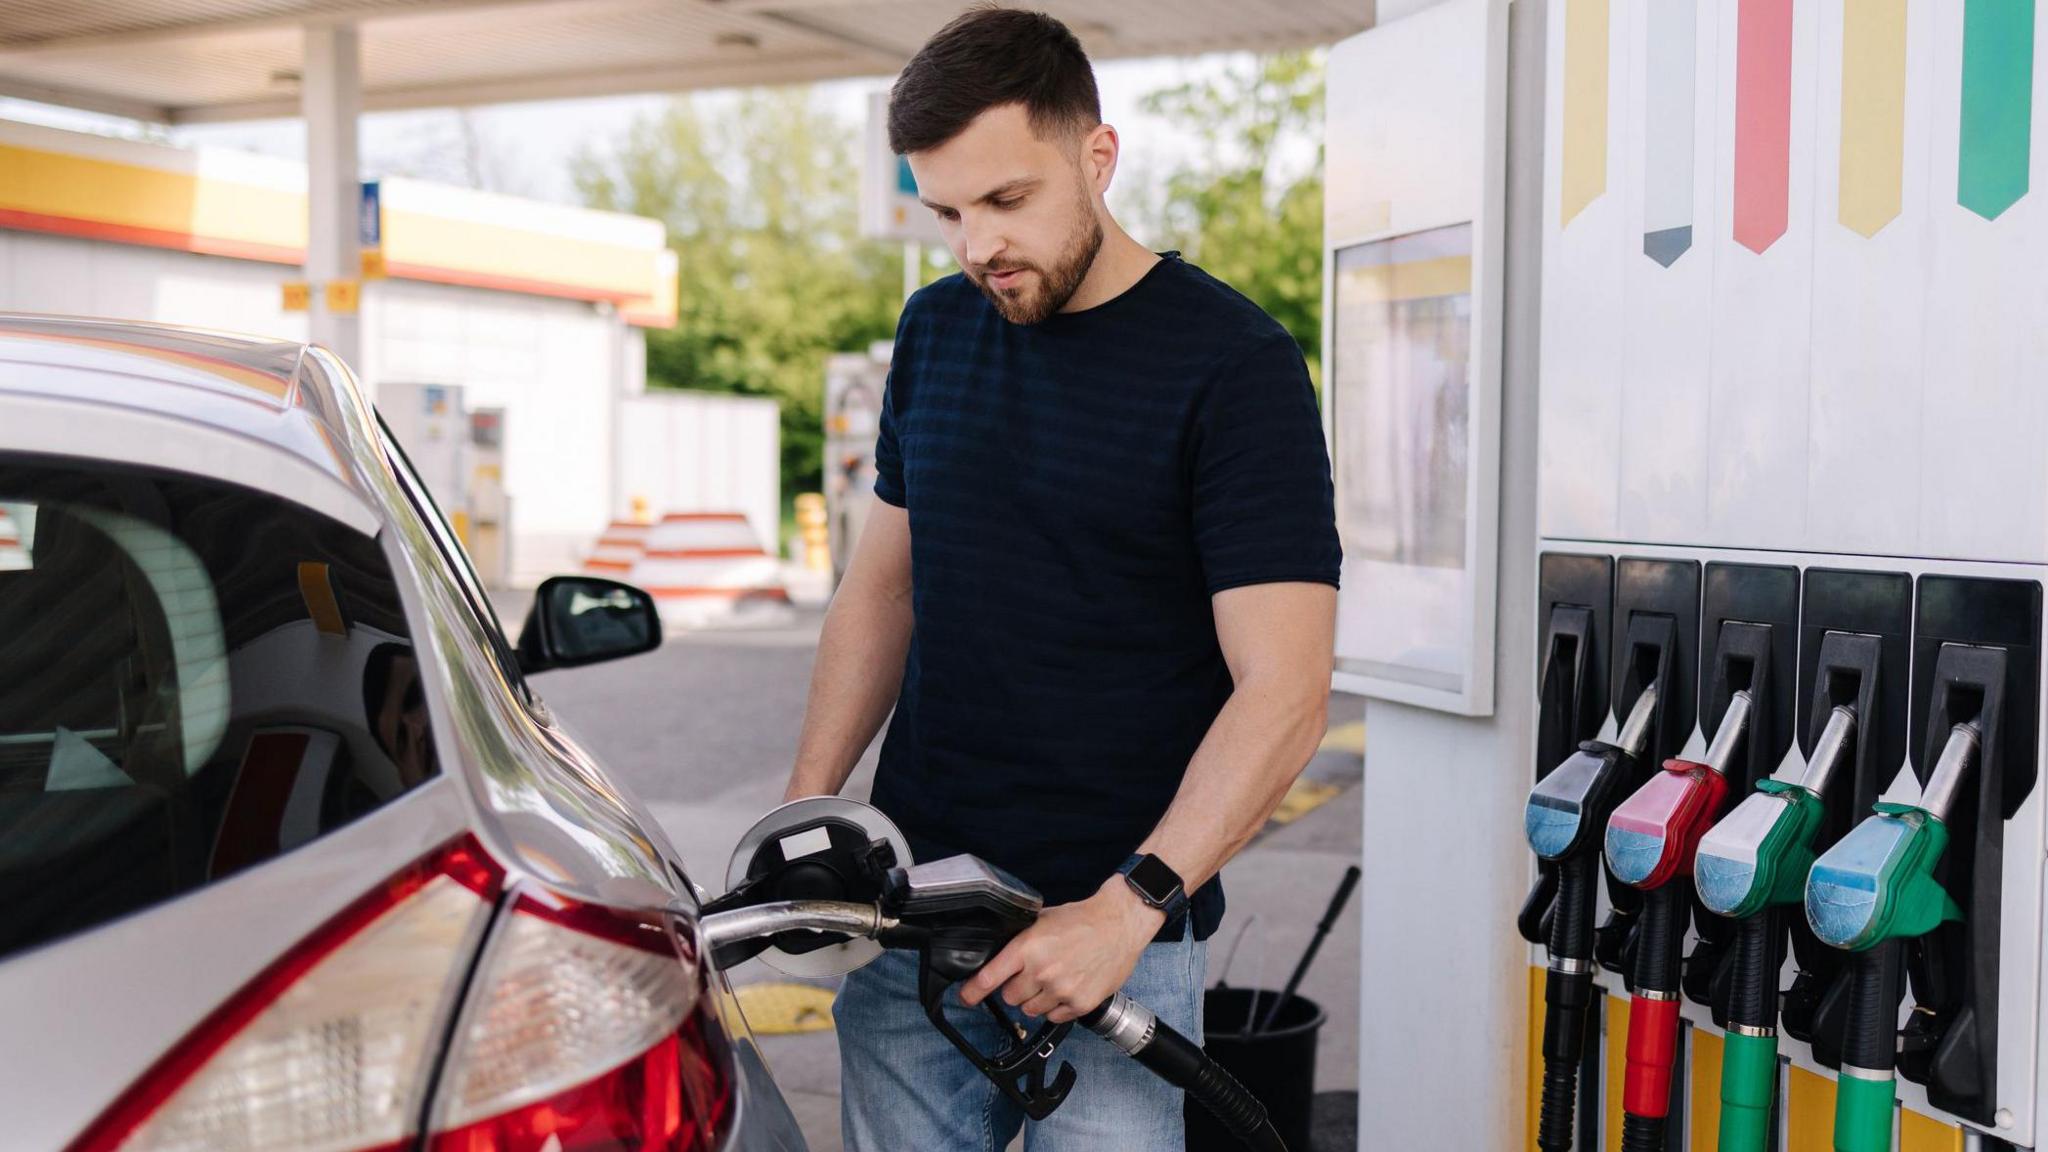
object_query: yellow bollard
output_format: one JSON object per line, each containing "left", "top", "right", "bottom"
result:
{"left": 630, "top": 495, "right": 652, "bottom": 525}
{"left": 795, "top": 492, "right": 829, "bottom": 571}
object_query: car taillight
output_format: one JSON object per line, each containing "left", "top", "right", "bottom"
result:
{"left": 426, "top": 890, "right": 732, "bottom": 1152}
{"left": 70, "top": 837, "right": 503, "bottom": 1152}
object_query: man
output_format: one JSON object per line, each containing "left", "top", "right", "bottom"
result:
{"left": 783, "top": 8, "right": 1340, "bottom": 1149}
{"left": 362, "top": 641, "right": 435, "bottom": 790}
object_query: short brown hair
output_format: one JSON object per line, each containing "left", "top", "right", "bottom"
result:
{"left": 887, "top": 6, "right": 1101, "bottom": 155}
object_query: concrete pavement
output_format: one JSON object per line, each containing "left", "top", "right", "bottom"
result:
{"left": 522, "top": 606, "right": 1364, "bottom": 1152}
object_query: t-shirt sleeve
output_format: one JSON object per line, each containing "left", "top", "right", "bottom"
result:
{"left": 872, "top": 373, "right": 906, "bottom": 508}
{"left": 872, "top": 303, "right": 917, "bottom": 508}
{"left": 1189, "top": 330, "right": 1342, "bottom": 595}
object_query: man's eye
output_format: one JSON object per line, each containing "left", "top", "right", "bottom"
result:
{"left": 935, "top": 208, "right": 960, "bottom": 222}
{"left": 992, "top": 198, "right": 1021, "bottom": 210}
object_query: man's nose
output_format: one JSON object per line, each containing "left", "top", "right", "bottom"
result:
{"left": 961, "top": 213, "right": 1006, "bottom": 269}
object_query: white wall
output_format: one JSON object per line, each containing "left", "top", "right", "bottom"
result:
{"left": 362, "top": 278, "right": 621, "bottom": 584}
{"left": 0, "top": 231, "right": 640, "bottom": 587}
{"left": 616, "top": 389, "right": 781, "bottom": 554}
{"left": 0, "top": 231, "right": 310, "bottom": 341}
{"left": 1349, "top": 0, "right": 1546, "bottom": 1147}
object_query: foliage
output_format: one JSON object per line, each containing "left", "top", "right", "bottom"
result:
{"left": 1139, "top": 51, "right": 1326, "bottom": 378}
{"left": 573, "top": 55, "right": 1328, "bottom": 499}
{"left": 573, "top": 90, "right": 904, "bottom": 501}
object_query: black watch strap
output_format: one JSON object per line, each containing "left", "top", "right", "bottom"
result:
{"left": 1119, "top": 853, "right": 1188, "bottom": 922}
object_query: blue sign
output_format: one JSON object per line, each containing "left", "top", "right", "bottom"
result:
{"left": 895, "top": 157, "right": 918, "bottom": 197}
{"left": 358, "top": 181, "right": 382, "bottom": 248}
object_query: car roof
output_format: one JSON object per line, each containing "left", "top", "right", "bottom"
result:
{"left": 0, "top": 313, "right": 384, "bottom": 518}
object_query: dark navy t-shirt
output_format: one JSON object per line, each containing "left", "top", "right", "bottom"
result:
{"left": 867, "top": 253, "right": 1340, "bottom": 941}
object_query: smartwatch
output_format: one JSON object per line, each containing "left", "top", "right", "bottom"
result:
{"left": 1118, "top": 853, "right": 1188, "bottom": 922}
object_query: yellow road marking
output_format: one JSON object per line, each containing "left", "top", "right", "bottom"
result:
{"left": 734, "top": 982, "right": 837, "bottom": 1036}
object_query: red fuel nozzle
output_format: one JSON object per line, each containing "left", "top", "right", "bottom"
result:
{"left": 1609, "top": 691, "right": 1753, "bottom": 1152}
{"left": 1605, "top": 691, "right": 1753, "bottom": 892}
{"left": 1603, "top": 759, "right": 1731, "bottom": 890}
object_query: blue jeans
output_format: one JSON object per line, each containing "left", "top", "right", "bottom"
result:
{"left": 835, "top": 924, "right": 1207, "bottom": 1151}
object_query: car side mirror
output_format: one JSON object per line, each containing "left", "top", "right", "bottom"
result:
{"left": 517, "top": 576, "right": 662, "bottom": 674}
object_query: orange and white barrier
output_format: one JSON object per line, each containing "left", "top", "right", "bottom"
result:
{"left": 582, "top": 519, "right": 651, "bottom": 576}
{"left": 0, "top": 503, "right": 29, "bottom": 570}
{"left": 626, "top": 512, "right": 793, "bottom": 630}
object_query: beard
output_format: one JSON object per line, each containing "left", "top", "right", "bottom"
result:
{"left": 969, "top": 196, "right": 1104, "bottom": 326}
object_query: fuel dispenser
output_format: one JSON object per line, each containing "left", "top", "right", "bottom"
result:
{"left": 1693, "top": 570, "right": 1911, "bottom": 1152}
{"left": 1524, "top": 557, "right": 1693, "bottom": 1152}
{"left": 1316, "top": 2, "right": 2048, "bottom": 1147}
{"left": 1600, "top": 564, "right": 1797, "bottom": 1152}
{"left": 1803, "top": 577, "right": 2041, "bottom": 1150}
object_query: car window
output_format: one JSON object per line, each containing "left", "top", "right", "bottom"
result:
{"left": 373, "top": 416, "right": 532, "bottom": 703}
{"left": 0, "top": 457, "right": 438, "bottom": 962}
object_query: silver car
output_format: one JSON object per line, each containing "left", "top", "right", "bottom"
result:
{"left": 0, "top": 315, "right": 807, "bottom": 1152}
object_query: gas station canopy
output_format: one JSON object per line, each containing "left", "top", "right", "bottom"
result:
{"left": 0, "top": 0, "right": 1372, "bottom": 124}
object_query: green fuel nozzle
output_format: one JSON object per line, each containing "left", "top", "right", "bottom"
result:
{"left": 1805, "top": 720, "right": 1978, "bottom": 1152}
{"left": 1690, "top": 703, "right": 1859, "bottom": 1152}
{"left": 1805, "top": 721, "right": 1975, "bottom": 953}
{"left": 1695, "top": 703, "right": 1858, "bottom": 920}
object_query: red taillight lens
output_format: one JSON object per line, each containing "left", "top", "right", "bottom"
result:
{"left": 426, "top": 890, "right": 732, "bottom": 1152}
{"left": 428, "top": 1007, "right": 730, "bottom": 1152}
{"left": 69, "top": 837, "right": 503, "bottom": 1152}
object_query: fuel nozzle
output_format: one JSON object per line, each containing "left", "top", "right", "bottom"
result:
{"left": 1525, "top": 682, "right": 1661, "bottom": 1152}
{"left": 1525, "top": 682, "right": 1662, "bottom": 862}
{"left": 1695, "top": 703, "right": 1858, "bottom": 920}
{"left": 1693, "top": 702, "right": 1859, "bottom": 1152}
{"left": 1805, "top": 721, "right": 1975, "bottom": 953}
{"left": 1605, "top": 689, "right": 1753, "bottom": 1152}
{"left": 1806, "top": 721, "right": 1977, "bottom": 1152}
{"left": 1605, "top": 691, "right": 1752, "bottom": 889}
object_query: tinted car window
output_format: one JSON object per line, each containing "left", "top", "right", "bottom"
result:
{"left": 0, "top": 457, "right": 435, "bottom": 961}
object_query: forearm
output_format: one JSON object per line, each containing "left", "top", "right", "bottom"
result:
{"left": 784, "top": 585, "right": 913, "bottom": 800}
{"left": 1136, "top": 672, "right": 1329, "bottom": 892}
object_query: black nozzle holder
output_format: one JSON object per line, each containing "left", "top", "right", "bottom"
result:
{"left": 1919, "top": 722, "right": 1981, "bottom": 825}
{"left": 1702, "top": 690, "right": 1755, "bottom": 777}
{"left": 1794, "top": 704, "right": 1859, "bottom": 799}
{"left": 1617, "top": 681, "right": 1661, "bottom": 761}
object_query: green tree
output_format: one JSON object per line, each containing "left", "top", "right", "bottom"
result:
{"left": 1140, "top": 51, "right": 1326, "bottom": 379}
{"left": 573, "top": 90, "right": 903, "bottom": 504}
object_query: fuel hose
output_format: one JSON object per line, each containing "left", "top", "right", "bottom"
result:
{"left": 1538, "top": 851, "right": 1599, "bottom": 1152}
{"left": 1833, "top": 942, "right": 1905, "bottom": 1152}
{"left": 1621, "top": 884, "right": 1687, "bottom": 1152}
{"left": 1718, "top": 909, "right": 1785, "bottom": 1152}
{"left": 1082, "top": 994, "right": 1288, "bottom": 1152}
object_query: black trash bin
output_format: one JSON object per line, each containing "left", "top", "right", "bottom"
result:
{"left": 1185, "top": 987, "right": 1325, "bottom": 1152}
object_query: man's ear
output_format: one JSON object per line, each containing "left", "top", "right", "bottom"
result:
{"left": 1080, "top": 121, "right": 1119, "bottom": 197}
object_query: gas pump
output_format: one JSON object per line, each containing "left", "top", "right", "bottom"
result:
{"left": 1602, "top": 570, "right": 1785, "bottom": 1152}
{"left": 1691, "top": 569, "right": 1904, "bottom": 1152}
{"left": 1524, "top": 559, "right": 1692, "bottom": 1152}
{"left": 1804, "top": 577, "right": 2041, "bottom": 1150}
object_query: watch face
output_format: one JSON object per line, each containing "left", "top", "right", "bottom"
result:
{"left": 1127, "top": 855, "right": 1182, "bottom": 904}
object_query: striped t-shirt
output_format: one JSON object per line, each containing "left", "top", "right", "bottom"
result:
{"left": 867, "top": 253, "right": 1340, "bottom": 940}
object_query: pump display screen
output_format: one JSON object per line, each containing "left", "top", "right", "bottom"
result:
{"left": 1330, "top": 223, "right": 1476, "bottom": 698}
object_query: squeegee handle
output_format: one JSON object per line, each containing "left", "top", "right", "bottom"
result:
{"left": 1257, "top": 864, "right": 1362, "bottom": 1033}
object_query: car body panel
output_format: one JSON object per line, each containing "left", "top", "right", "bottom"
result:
{"left": 0, "top": 782, "right": 473, "bottom": 1150}
{"left": 0, "top": 313, "right": 800, "bottom": 1151}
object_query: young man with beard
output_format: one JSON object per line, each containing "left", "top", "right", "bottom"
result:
{"left": 782, "top": 8, "right": 1340, "bottom": 1148}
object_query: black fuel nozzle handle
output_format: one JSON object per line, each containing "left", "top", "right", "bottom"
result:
{"left": 917, "top": 957, "right": 1078, "bottom": 1120}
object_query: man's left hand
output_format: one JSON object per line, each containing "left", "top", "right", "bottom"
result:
{"left": 958, "top": 875, "right": 1166, "bottom": 1023}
